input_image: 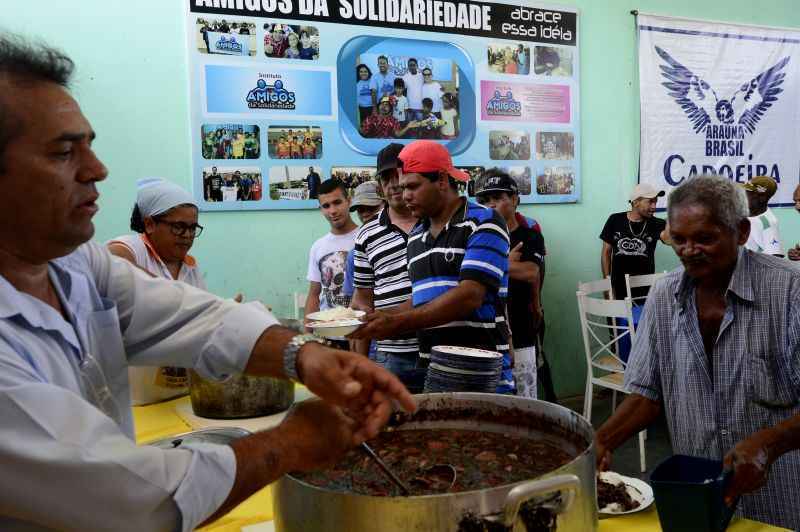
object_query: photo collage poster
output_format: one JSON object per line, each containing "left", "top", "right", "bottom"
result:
{"left": 186, "top": 0, "right": 581, "bottom": 210}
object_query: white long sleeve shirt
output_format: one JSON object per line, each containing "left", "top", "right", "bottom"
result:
{"left": 0, "top": 241, "right": 278, "bottom": 531}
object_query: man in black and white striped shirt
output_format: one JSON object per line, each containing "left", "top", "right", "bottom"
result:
{"left": 352, "top": 144, "right": 420, "bottom": 384}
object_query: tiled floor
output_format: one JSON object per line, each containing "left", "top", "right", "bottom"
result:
{"left": 560, "top": 392, "right": 674, "bottom": 481}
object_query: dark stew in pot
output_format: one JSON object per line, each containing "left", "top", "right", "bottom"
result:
{"left": 295, "top": 428, "right": 573, "bottom": 496}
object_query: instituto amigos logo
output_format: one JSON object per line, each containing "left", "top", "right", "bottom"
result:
{"left": 246, "top": 77, "right": 296, "bottom": 110}
{"left": 655, "top": 45, "right": 790, "bottom": 185}
{"left": 486, "top": 88, "right": 522, "bottom": 117}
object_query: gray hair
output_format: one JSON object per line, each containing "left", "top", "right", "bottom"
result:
{"left": 0, "top": 34, "right": 74, "bottom": 171}
{"left": 667, "top": 175, "right": 749, "bottom": 231}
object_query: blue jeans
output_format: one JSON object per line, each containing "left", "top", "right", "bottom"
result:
{"left": 368, "top": 343, "right": 388, "bottom": 367}
{"left": 386, "top": 353, "right": 426, "bottom": 393}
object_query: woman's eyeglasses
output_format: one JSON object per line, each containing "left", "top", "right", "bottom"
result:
{"left": 156, "top": 219, "right": 204, "bottom": 237}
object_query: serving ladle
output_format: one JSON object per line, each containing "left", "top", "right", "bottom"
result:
{"left": 360, "top": 443, "right": 458, "bottom": 495}
{"left": 410, "top": 463, "right": 458, "bottom": 492}
{"left": 360, "top": 442, "right": 412, "bottom": 495}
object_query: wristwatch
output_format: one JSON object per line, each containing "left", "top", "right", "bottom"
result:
{"left": 282, "top": 334, "right": 326, "bottom": 383}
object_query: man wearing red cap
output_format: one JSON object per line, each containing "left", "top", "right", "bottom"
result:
{"left": 351, "top": 140, "right": 514, "bottom": 393}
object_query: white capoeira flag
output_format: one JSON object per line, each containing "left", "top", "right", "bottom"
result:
{"left": 638, "top": 14, "right": 800, "bottom": 205}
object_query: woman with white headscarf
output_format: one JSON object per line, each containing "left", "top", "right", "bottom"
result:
{"left": 107, "top": 178, "right": 205, "bottom": 404}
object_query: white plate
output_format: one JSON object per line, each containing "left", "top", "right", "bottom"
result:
{"left": 428, "top": 362, "right": 500, "bottom": 376}
{"left": 306, "top": 308, "right": 365, "bottom": 321}
{"left": 309, "top": 319, "right": 363, "bottom": 338}
{"left": 597, "top": 471, "right": 654, "bottom": 515}
{"left": 432, "top": 345, "right": 503, "bottom": 359}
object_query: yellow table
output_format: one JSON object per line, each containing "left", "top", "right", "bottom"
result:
{"left": 134, "top": 397, "right": 788, "bottom": 532}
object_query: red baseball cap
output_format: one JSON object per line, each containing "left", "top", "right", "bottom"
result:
{"left": 398, "top": 140, "right": 469, "bottom": 182}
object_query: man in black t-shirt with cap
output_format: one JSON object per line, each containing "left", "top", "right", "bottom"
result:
{"left": 476, "top": 168, "right": 545, "bottom": 398}
{"left": 600, "top": 183, "right": 667, "bottom": 300}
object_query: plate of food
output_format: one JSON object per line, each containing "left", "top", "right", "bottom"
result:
{"left": 307, "top": 307, "right": 365, "bottom": 338}
{"left": 306, "top": 307, "right": 366, "bottom": 322}
{"left": 597, "top": 471, "right": 654, "bottom": 515}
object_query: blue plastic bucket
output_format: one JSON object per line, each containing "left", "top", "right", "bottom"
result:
{"left": 650, "top": 454, "right": 738, "bottom": 532}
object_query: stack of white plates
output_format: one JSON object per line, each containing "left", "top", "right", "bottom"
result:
{"left": 424, "top": 345, "right": 503, "bottom": 393}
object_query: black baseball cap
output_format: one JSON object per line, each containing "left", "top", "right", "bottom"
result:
{"left": 376, "top": 143, "right": 404, "bottom": 179}
{"left": 476, "top": 173, "right": 518, "bottom": 196}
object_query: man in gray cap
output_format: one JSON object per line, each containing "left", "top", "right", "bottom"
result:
{"left": 343, "top": 181, "right": 385, "bottom": 357}
{"left": 348, "top": 181, "right": 384, "bottom": 225}
{"left": 600, "top": 183, "right": 667, "bottom": 300}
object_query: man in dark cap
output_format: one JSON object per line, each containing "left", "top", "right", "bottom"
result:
{"left": 351, "top": 144, "right": 420, "bottom": 384}
{"left": 476, "top": 168, "right": 545, "bottom": 398}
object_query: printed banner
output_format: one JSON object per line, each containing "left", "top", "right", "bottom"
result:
{"left": 638, "top": 14, "right": 800, "bottom": 205}
{"left": 187, "top": 0, "right": 581, "bottom": 210}
{"left": 480, "top": 80, "right": 570, "bottom": 123}
{"left": 205, "top": 65, "right": 335, "bottom": 117}
{"left": 207, "top": 31, "right": 250, "bottom": 55}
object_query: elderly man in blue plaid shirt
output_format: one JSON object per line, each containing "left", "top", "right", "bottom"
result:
{"left": 596, "top": 175, "right": 800, "bottom": 530}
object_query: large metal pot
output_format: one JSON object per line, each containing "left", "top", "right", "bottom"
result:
{"left": 274, "top": 393, "right": 597, "bottom": 532}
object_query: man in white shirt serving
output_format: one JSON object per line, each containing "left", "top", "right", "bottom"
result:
{"left": 0, "top": 35, "right": 413, "bottom": 531}
{"left": 742, "top": 176, "right": 784, "bottom": 257}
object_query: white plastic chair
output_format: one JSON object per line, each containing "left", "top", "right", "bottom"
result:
{"left": 577, "top": 276, "right": 612, "bottom": 299}
{"left": 292, "top": 292, "right": 307, "bottom": 320}
{"left": 625, "top": 272, "right": 667, "bottom": 307}
{"left": 577, "top": 290, "right": 647, "bottom": 472}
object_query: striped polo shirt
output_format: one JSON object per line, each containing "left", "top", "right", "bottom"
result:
{"left": 406, "top": 198, "right": 513, "bottom": 392}
{"left": 353, "top": 208, "right": 419, "bottom": 354}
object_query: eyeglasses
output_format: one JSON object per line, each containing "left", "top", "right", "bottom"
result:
{"left": 423, "top": 72, "right": 432, "bottom": 76}
{"left": 156, "top": 219, "right": 204, "bottom": 237}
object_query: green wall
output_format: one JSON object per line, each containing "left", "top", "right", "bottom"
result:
{"left": 9, "top": 0, "right": 800, "bottom": 397}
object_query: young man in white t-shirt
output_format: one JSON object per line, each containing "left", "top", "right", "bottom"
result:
{"left": 743, "top": 176, "right": 784, "bottom": 257}
{"left": 305, "top": 179, "right": 360, "bottom": 331}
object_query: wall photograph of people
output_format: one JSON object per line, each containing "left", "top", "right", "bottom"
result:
{"left": 267, "top": 126, "right": 322, "bottom": 159}
{"left": 537, "top": 166, "right": 575, "bottom": 195}
{"left": 201, "top": 124, "right": 260, "bottom": 160}
{"left": 263, "top": 22, "right": 319, "bottom": 60}
{"left": 203, "top": 166, "right": 263, "bottom": 202}
{"left": 331, "top": 167, "right": 377, "bottom": 197}
{"left": 458, "top": 166, "right": 486, "bottom": 198}
{"left": 196, "top": 18, "right": 257, "bottom": 56}
{"left": 489, "top": 130, "right": 531, "bottom": 160}
{"left": 269, "top": 165, "right": 323, "bottom": 201}
{"left": 534, "top": 46, "right": 573, "bottom": 76}
{"left": 487, "top": 43, "right": 531, "bottom": 75}
{"left": 356, "top": 53, "right": 460, "bottom": 140}
{"left": 536, "top": 132, "right": 575, "bottom": 160}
